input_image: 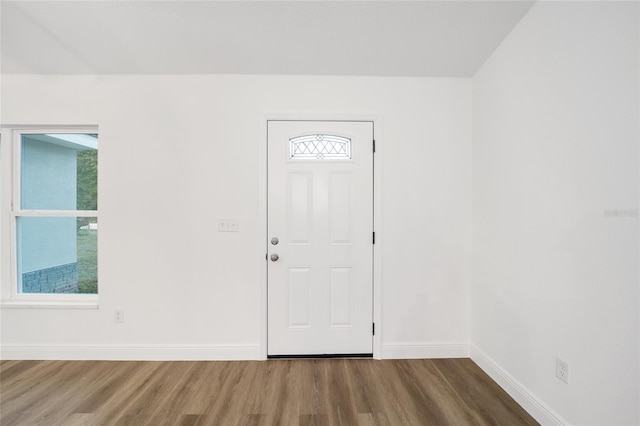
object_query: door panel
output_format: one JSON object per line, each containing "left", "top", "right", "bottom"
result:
{"left": 329, "top": 267, "right": 353, "bottom": 326}
{"left": 288, "top": 267, "right": 311, "bottom": 327}
{"left": 287, "top": 172, "right": 313, "bottom": 244}
{"left": 329, "top": 173, "right": 352, "bottom": 244}
{"left": 267, "top": 120, "right": 373, "bottom": 356}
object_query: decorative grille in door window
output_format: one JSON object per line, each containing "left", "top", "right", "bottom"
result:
{"left": 289, "top": 134, "right": 351, "bottom": 160}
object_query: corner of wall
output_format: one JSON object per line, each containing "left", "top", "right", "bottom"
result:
{"left": 471, "top": 345, "right": 567, "bottom": 426}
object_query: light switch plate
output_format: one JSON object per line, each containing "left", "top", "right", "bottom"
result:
{"left": 218, "top": 218, "right": 239, "bottom": 232}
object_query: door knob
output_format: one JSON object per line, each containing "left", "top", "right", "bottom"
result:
{"left": 271, "top": 237, "right": 279, "bottom": 245}
{"left": 270, "top": 253, "right": 279, "bottom": 262}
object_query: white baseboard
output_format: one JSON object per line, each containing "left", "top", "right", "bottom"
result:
{"left": 471, "top": 345, "right": 568, "bottom": 426}
{"left": 0, "top": 344, "right": 261, "bottom": 361}
{"left": 381, "top": 342, "right": 470, "bottom": 359}
{"left": 2, "top": 342, "right": 468, "bottom": 361}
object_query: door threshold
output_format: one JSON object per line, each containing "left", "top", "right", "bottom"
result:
{"left": 268, "top": 353, "right": 373, "bottom": 359}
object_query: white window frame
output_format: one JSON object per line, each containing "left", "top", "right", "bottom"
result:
{"left": 0, "top": 126, "right": 99, "bottom": 309}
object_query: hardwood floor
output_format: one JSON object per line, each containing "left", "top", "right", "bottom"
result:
{"left": 0, "top": 358, "right": 538, "bottom": 425}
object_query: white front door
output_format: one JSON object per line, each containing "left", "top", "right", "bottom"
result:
{"left": 267, "top": 120, "right": 374, "bottom": 356}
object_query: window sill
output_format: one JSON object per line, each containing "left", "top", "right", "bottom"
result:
{"left": 0, "top": 299, "right": 99, "bottom": 310}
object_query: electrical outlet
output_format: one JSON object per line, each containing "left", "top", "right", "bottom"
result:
{"left": 114, "top": 308, "right": 124, "bottom": 323}
{"left": 556, "top": 357, "right": 569, "bottom": 383}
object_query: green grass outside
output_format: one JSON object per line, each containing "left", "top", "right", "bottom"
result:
{"left": 77, "top": 229, "right": 98, "bottom": 293}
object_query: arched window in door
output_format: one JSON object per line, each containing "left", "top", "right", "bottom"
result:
{"left": 289, "top": 134, "right": 351, "bottom": 160}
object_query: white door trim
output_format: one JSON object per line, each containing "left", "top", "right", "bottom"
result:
{"left": 258, "top": 113, "right": 383, "bottom": 360}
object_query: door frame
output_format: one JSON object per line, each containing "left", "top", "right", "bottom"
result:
{"left": 258, "top": 113, "right": 383, "bottom": 360}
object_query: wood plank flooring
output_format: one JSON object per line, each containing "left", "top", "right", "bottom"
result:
{"left": 0, "top": 358, "right": 538, "bottom": 425}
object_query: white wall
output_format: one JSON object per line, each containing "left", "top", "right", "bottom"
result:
{"left": 472, "top": 2, "right": 639, "bottom": 425}
{"left": 0, "top": 75, "right": 472, "bottom": 359}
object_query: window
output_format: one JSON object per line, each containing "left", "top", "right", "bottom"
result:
{"left": 1, "top": 128, "right": 98, "bottom": 306}
{"left": 289, "top": 134, "right": 352, "bottom": 160}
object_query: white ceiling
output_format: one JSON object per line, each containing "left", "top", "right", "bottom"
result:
{"left": 0, "top": 1, "right": 535, "bottom": 77}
